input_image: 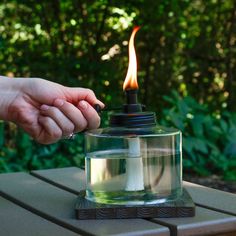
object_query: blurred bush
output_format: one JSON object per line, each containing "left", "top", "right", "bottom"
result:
{"left": 0, "top": 1, "right": 236, "bottom": 179}
{"left": 0, "top": 123, "right": 85, "bottom": 172}
{"left": 161, "top": 91, "right": 236, "bottom": 180}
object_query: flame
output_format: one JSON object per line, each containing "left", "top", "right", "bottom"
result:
{"left": 123, "top": 26, "right": 140, "bottom": 91}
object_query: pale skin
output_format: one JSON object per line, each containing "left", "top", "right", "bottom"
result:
{"left": 0, "top": 76, "right": 104, "bottom": 144}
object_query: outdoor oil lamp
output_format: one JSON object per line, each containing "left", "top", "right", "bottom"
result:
{"left": 75, "top": 27, "right": 195, "bottom": 219}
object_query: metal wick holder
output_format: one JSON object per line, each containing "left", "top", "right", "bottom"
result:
{"left": 75, "top": 90, "right": 195, "bottom": 219}
{"left": 110, "top": 89, "right": 156, "bottom": 128}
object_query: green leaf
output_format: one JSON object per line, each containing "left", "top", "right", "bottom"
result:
{"left": 183, "top": 137, "right": 194, "bottom": 153}
{"left": 190, "top": 115, "right": 204, "bottom": 137}
{"left": 219, "top": 119, "right": 228, "bottom": 133}
{"left": 193, "top": 138, "right": 208, "bottom": 154}
{"left": 224, "top": 171, "right": 236, "bottom": 181}
{"left": 177, "top": 99, "right": 190, "bottom": 116}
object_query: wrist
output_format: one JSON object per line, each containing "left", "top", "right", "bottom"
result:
{"left": 0, "top": 76, "right": 24, "bottom": 121}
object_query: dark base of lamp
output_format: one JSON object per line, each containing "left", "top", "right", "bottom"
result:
{"left": 75, "top": 188, "right": 195, "bottom": 219}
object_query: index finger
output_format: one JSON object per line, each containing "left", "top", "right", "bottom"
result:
{"left": 64, "top": 87, "right": 105, "bottom": 108}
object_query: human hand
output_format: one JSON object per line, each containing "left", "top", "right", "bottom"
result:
{"left": 0, "top": 77, "right": 104, "bottom": 144}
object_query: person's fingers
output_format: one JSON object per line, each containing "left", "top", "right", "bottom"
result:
{"left": 40, "top": 104, "right": 75, "bottom": 137}
{"left": 53, "top": 98, "right": 88, "bottom": 133}
{"left": 78, "top": 100, "right": 101, "bottom": 129}
{"left": 64, "top": 87, "right": 105, "bottom": 108}
{"left": 37, "top": 115, "right": 63, "bottom": 144}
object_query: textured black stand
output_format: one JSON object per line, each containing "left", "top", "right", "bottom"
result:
{"left": 75, "top": 189, "right": 195, "bottom": 219}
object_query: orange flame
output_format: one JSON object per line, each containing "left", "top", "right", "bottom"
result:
{"left": 123, "top": 26, "right": 140, "bottom": 91}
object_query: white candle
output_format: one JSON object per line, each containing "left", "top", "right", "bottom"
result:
{"left": 125, "top": 137, "right": 144, "bottom": 191}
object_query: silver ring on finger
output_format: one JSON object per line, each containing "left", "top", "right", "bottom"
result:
{"left": 66, "top": 133, "right": 75, "bottom": 140}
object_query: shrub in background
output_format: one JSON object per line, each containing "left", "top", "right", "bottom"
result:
{"left": 1, "top": 91, "right": 235, "bottom": 181}
{"left": 160, "top": 91, "right": 236, "bottom": 180}
{"left": 0, "top": 123, "right": 85, "bottom": 173}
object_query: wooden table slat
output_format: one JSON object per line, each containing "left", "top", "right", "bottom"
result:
{"left": 31, "top": 167, "right": 236, "bottom": 236}
{"left": 184, "top": 181, "right": 236, "bottom": 215}
{"left": 0, "top": 172, "right": 169, "bottom": 236}
{"left": 153, "top": 206, "right": 236, "bottom": 236}
{"left": 32, "top": 168, "right": 236, "bottom": 216}
{"left": 31, "top": 167, "right": 85, "bottom": 195}
{"left": 0, "top": 196, "right": 79, "bottom": 236}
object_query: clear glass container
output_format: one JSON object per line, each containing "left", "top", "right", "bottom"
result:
{"left": 85, "top": 126, "right": 182, "bottom": 205}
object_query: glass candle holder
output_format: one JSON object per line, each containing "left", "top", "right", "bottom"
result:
{"left": 85, "top": 126, "right": 182, "bottom": 205}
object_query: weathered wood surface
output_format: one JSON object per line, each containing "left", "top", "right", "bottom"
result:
{"left": 0, "top": 167, "right": 236, "bottom": 236}
{"left": 0, "top": 196, "right": 79, "bottom": 236}
{"left": 153, "top": 206, "right": 236, "bottom": 236}
{"left": 31, "top": 167, "right": 85, "bottom": 195}
{"left": 0, "top": 172, "right": 169, "bottom": 236}
{"left": 184, "top": 181, "right": 236, "bottom": 215}
{"left": 75, "top": 189, "right": 195, "bottom": 219}
{"left": 32, "top": 167, "right": 236, "bottom": 236}
{"left": 31, "top": 167, "right": 236, "bottom": 216}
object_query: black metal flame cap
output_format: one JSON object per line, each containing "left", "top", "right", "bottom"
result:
{"left": 109, "top": 90, "right": 157, "bottom": 128}
{"left": 110, "top": 112, "right": 156, "bottom": 128}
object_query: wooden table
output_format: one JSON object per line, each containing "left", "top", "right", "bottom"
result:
{"left": 0, "top": 167, "right": 236, "bottom": 236}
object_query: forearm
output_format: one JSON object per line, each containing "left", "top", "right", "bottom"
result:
{"left": 0, "top": 76, "right": 25, "bottom": 121}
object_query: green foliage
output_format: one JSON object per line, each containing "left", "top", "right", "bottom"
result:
{"left": 0, "top": 1, "right": 236, "bottom": 179}
{"left": 0, "top": 123, "right": 85, "bottom": 172}
{"left": 161, "top": 91, "right": 236, "bottom": 180}
{"left": 1, "top": 1, "right": 236, "bottom": 111}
